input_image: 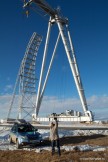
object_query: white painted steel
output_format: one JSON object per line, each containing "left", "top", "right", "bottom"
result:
{"left": 23, "top": 0, "right": 93, "bottom": 121}
{"left": 66, "top": 24, "right": 88, "bottom": 113}
{"left": 7, "top": 33, "right": 42, "bottom": 120}
{"left": 56, "top": 16, "right": 93, "bottom": 120}
{"left": 35, "top": 17, "right": 52, "bottom": 117}
{"left": 34, "top": 116, "right": 92, "bottom": 122}
{"left": 37, "top": 33, "right": 61, "bottom": 113}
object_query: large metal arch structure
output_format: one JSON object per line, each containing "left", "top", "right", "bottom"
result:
{"left": 23, "top": 0, "right": 93, "bottom": 121}
{"left": 7, "top": 32, "right": 42, "bottom": 120}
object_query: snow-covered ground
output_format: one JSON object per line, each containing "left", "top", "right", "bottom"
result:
{"left": 0, "top": 127, "right": 108, "bottom": 152}
{"left": 39, "top": 128, "right": 108, "bottom": 138}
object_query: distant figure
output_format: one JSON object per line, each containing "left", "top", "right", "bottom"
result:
{"left": 49, "top": 118, "right": 61, "bottom": 156}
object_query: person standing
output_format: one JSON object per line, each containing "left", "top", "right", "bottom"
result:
{"left": 49, "top": 118, "right": 61, "bottom": 156}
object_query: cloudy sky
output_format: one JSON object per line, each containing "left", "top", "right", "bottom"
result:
{"left": 0, "top": 0, "right": 108, "bottom": 120}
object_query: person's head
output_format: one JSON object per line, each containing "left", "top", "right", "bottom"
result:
{"left": 51, "top": 122, "right": 55, "bottom": 128}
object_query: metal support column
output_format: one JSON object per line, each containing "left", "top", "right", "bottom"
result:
{"left": 56, "top": 16, "right": 89, "bottom": 114}
{"left": 66, "top": 24, "right": 88, "bottom": 113}
{"left": 36, "top": 32, "right": 61, "bottom": 113}
{"left": 35, "top": 17, "right": 52, "bottom": 117}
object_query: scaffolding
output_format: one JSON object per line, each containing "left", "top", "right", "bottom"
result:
{"left": 7, "top": 32, "right": 42, "bottom": 120}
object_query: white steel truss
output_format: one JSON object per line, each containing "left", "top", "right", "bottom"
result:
{"left": 23, "top": 0, "right": 93, "bottom": 121}
{"left": 7, "top": 32, "right": 42, "bottom": 120}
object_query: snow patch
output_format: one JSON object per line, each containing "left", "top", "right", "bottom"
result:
{"left": 0, "top": 127, "right": 108, "bottom": 152}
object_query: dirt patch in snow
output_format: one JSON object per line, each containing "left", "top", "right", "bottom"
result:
{"left": 0, "top": 134, "right": 108, "bottom": 162}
